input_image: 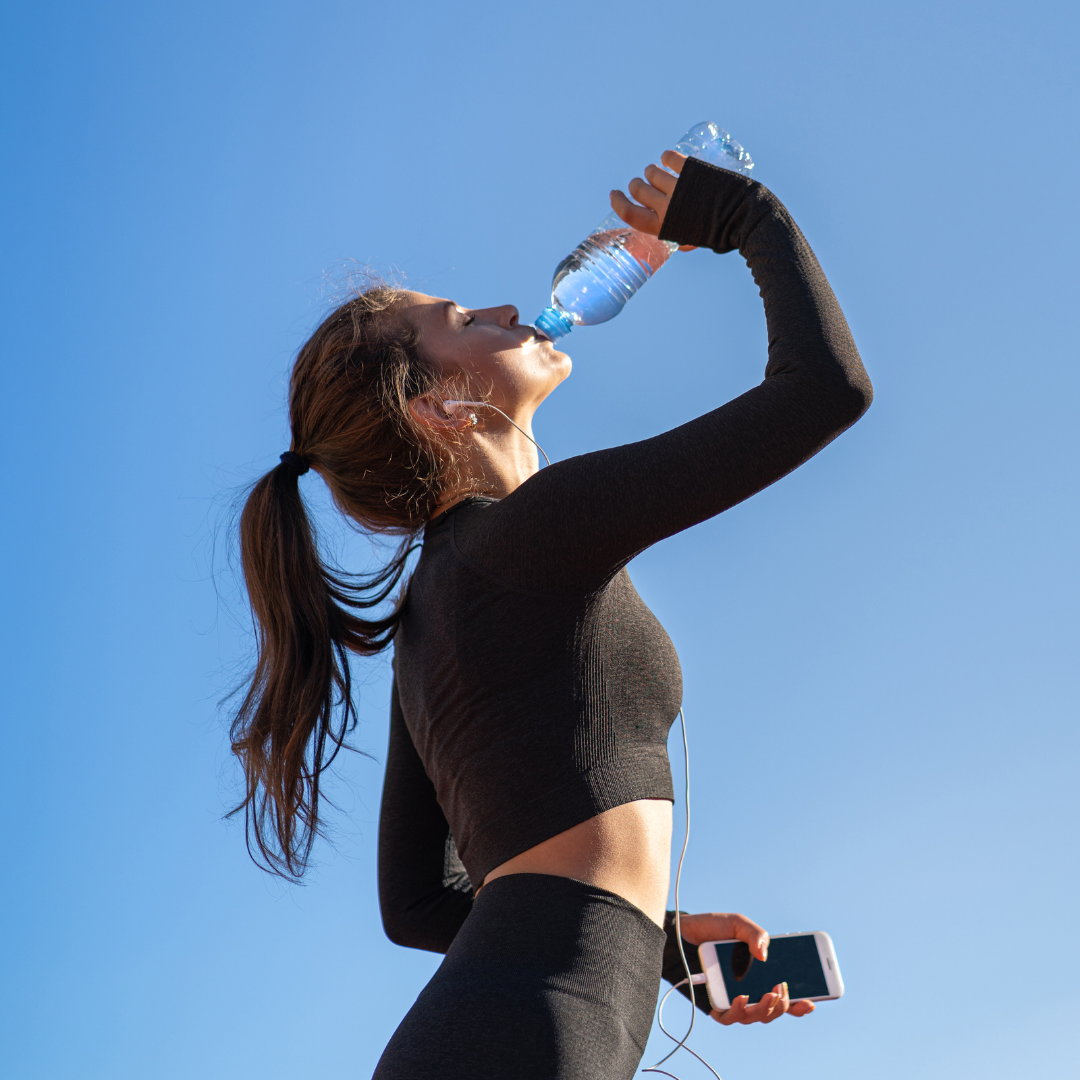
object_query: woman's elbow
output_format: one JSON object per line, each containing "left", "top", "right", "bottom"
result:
{"left": 381, "top": 915, "right": 410, "bottom": 949}
{"left": 380, "top": 904, "right": 423, "bottom": 950}
{"left": 832, "top": 362, "right": 873, "bottom": 427}
{"left": 380, "top": 899, "right": 456, "bottom": 954}
{"left": 848, "top": 371, "right": 873, "bottom": 422}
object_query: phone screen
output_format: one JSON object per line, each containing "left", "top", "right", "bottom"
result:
{"left": 712, "top": 934, "right": 829, "bottom": 1004}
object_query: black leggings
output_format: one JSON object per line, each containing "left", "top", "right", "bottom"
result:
{"left": 372, "top": 873, "right": 666, "bottom": 1079}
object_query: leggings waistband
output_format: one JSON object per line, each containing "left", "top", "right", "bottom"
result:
{"left": 373, "top": 872, "right": 666, "bottom": 1080}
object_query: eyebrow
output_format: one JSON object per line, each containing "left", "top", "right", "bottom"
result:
{"left": 441, "top": 301, "right": 459, "bottom": 324}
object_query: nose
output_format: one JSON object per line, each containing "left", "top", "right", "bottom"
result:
{"left": 473, "top": 304, "right": 519, "bottom": 329}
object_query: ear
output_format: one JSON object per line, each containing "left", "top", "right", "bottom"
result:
{"left": 408, "top": 393, "right": 476, "bottom": 433}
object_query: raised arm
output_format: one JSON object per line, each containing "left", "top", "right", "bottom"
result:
{"left": 462, "top": 156, "right": 872, "bottom": 593}
{"left": 378, "top": 677, "right": 473, "bottom": 953}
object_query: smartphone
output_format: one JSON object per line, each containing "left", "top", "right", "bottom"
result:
{"left": 698, "top": 932, "right": 844, "bottom": 1011}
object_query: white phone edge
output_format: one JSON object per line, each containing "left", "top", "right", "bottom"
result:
{"left": 698, "top": 931, "right": 845, "bottom": 1012}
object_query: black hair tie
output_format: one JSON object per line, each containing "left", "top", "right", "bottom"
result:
{"left": 279, "top": 451, "right": 310, "bottom": 476}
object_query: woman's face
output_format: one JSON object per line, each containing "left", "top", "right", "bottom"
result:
{"left": 400, "top": 291, "right": 571, "bottom": 419}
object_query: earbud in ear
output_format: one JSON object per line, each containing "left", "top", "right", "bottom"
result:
{"left": 441, "top": 398, "right": 550, "bottom": 466}
{"left": 443, "top": 399, "right": 481, "bottom": 427}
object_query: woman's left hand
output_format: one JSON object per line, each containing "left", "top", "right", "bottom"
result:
{"left": 677, "top": 911, "right": 817, "bottom": 1026}
{"left": 609, "top": 150, "right": 696, "bottom": 251}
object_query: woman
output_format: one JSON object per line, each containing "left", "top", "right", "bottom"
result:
{"left": 232, "top": 149, "right": 872, "bottom": 1078}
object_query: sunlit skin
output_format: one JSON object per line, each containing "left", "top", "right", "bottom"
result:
{"left": 404, "top": 150, "right": 814, "bottom": 1025}
{"left": 404, "top": 291, "right": 569, "bottom": 514}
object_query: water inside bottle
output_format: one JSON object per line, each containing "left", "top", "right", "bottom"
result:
{"left": 548, "top": 212, "right": 677, "bottom": 328}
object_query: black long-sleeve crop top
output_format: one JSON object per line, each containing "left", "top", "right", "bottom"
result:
{"left": 378, "top": 158, "right": 873, "bottom": 958}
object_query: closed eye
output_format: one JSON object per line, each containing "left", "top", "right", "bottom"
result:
{"left": 444, "top": 301, "right": 475, "bottom": 328}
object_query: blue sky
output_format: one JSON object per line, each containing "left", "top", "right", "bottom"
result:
{"left": 1, "top": 1, "right": 1077, "bottom": 1077}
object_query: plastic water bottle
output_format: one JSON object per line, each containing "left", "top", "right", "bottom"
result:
{"left": 534, "top": 122, "right": 753, "bottom": 341}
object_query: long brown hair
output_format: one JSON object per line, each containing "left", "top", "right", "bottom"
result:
{"left": 230, "top": 286, "right": 460, "bottom": 879}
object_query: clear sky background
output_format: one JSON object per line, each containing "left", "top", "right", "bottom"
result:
{"left": 2, "top": 1, "right": 1077, "bottom": 1077}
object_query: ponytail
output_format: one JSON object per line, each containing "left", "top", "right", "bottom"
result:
{"left": 230, "top": 286, "right": 458, "bottom": 879}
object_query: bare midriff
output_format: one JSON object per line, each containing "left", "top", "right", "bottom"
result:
{"left": 481, "top": 798, "right": 673, "bottom": 927}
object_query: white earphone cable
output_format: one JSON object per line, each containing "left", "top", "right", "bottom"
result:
{"left": 433, "top": 412, "right": 720, "bottom": 1077}
{"left": 641, "top": 707, "right": 723, "bottom": 1080}
{"left": 442, "top": 399, "right": 551, "bottom": 467}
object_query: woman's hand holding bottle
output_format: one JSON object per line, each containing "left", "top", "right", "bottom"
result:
{"left": 609, "top": 151, "right": 697, "bottom": 251}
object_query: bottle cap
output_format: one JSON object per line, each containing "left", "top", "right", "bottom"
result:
{"left": 535, "top": 305, "right": 574, "bottom": 341}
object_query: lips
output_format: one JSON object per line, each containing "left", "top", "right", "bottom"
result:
{"left": 530, "top": 326, "right": 552, "bottom": 344}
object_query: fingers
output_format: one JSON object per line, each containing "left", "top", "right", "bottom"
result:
{"left": 737, "top": 987, "right": 785, "bottom": 1025}
{"left": 610, "top": 154, "right": 689, "bottom": 238}
{"left": 727, "top": 913, "right": 770, "bottom": 962}
{"left": 712, "top": 995, "right": 749, "bottom": 1026}
{"left": 643, "top": 163, "right": 678, "bottom": 195}
{"left": 757, "top": 983, "right": 790, "bottom": 1024}
{"left": 608, "top": 189, "right": 660, "bottom": 234}
{"left": 627, "top": 176, "right": 669, "bottom": 217}
{"left": 713, "top": 984, "right": 792, "bottom": 1026}
{"left": 677, "top": 912, "right": 769, "bottom": 962}
{"left": 789, "top": 999, "right": 816, "bottom": 1017}
{"left": 611, "top": 152, "right": 694, "bottom": 242}
{"left": 661, "top": 149, "right": 688, "bottom": 174}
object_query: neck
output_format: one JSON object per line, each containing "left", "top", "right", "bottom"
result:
{"left": 431, "top": 419, "right": 541, "bottom": 519}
